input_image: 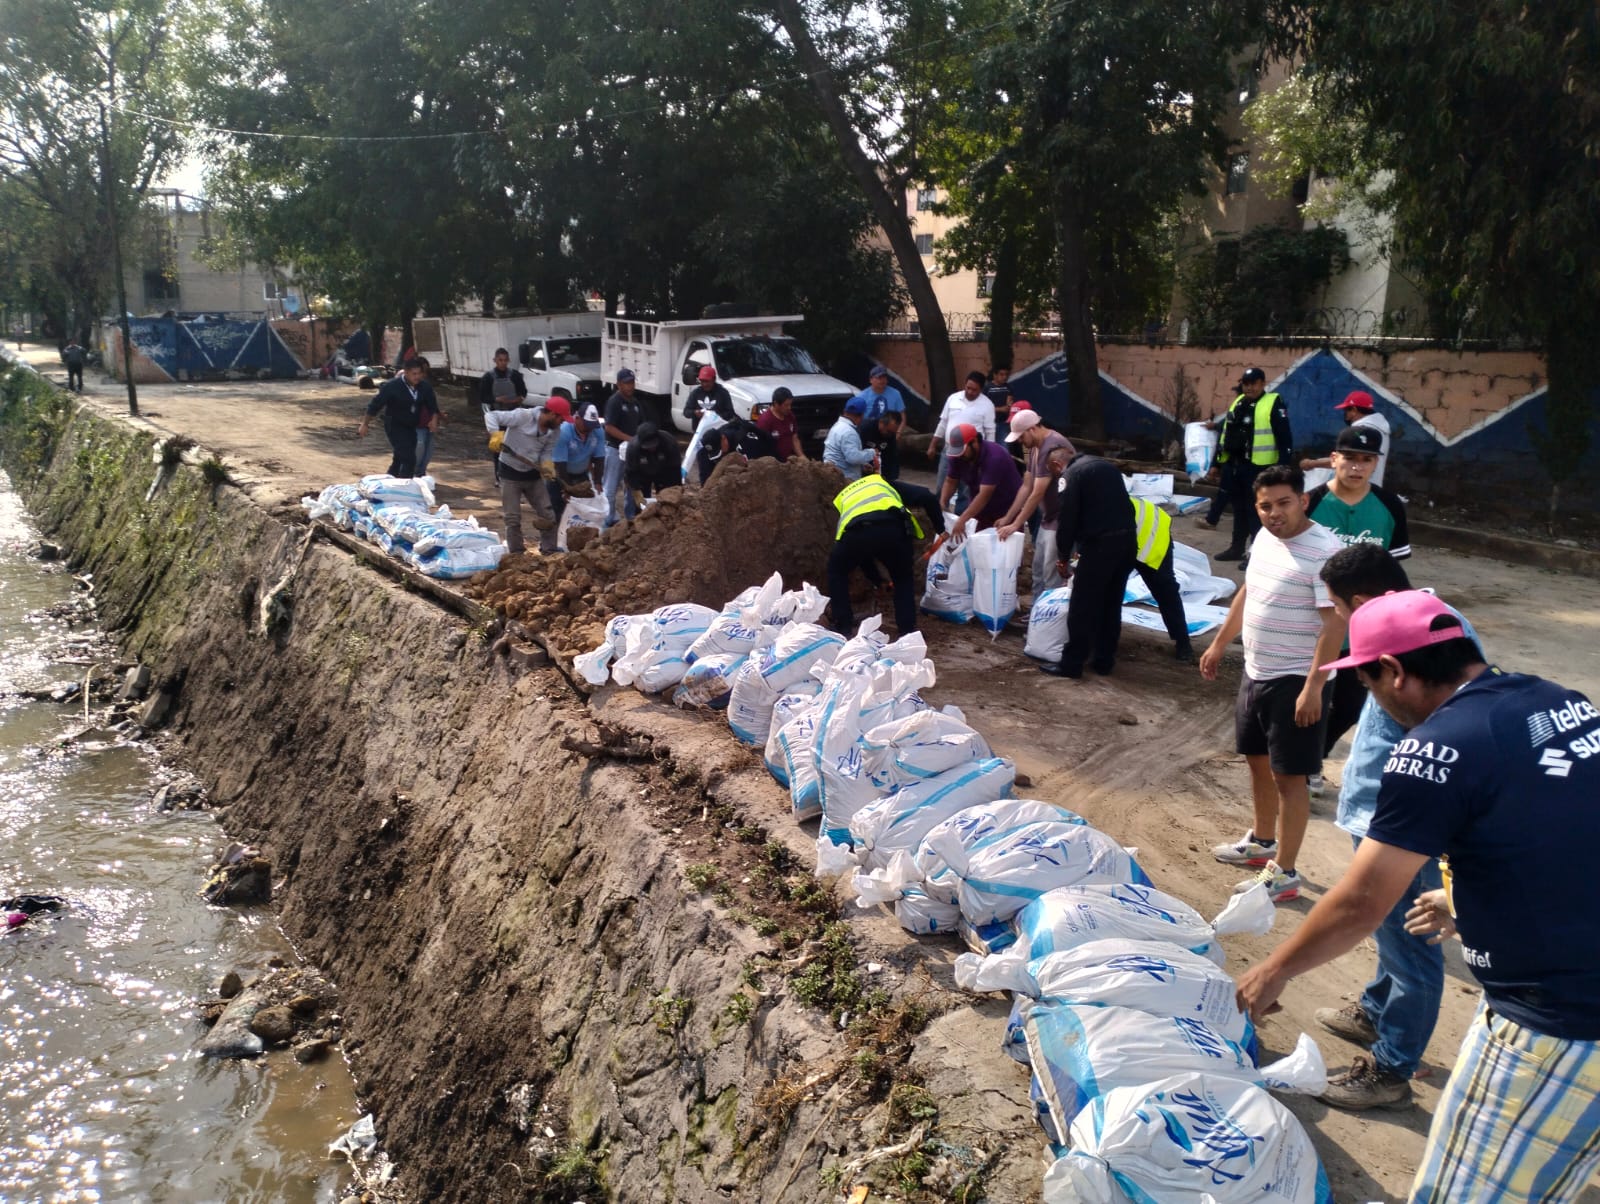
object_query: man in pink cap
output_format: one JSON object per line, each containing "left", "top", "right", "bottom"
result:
{"left": 1302, "top": 389, "right": 1392, "bottom": 485}
{"left": 995, "top": 409, "right": 1075, "bottom": 593}
{"left": 1237, "top": 590, "right": 1600, "bottom": 1202}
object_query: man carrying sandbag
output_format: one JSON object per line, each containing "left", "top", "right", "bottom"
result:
{"left": 827, "top": 474, "right": 923, "bottom": 637}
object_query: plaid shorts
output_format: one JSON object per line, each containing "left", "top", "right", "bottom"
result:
{"left": 1411, "top": 1005, "right": 1600, "bottom": 1202}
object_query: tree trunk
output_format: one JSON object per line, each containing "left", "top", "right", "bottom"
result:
{"left": 1051, "top": 174, "right": 1104, "bottom": 441}
{"left": 769, "top": 0, "right": 956, "bottom": 410}
{"left": 987, "top": 232, "right": 1018, "bottom": 370}
{"left": 366, "top": 310, "right": 387, "bottom": 366}
{"left": 1535, "top": 310, "right": 1594, "bottom": 530}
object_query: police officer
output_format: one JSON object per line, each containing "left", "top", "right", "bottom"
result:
{"left": 1130, "top": 497, "right": 1194, "bottom": 663}
{"left": 827, "top": 474, "right": 923, "bottom": 636}
{"left": 1206, "top": 367, "right": 1292, "bottom": 561}
{"left": 1038, "top": 445, "right": 1137, "bottom": 679}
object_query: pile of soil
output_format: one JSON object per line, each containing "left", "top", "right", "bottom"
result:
{"left": 469, "top": 456, "right": 845, "bottom": 657}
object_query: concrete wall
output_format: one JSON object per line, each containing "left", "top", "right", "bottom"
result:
{"left": 124, "top": 203, "right": 289, "bottom": 317}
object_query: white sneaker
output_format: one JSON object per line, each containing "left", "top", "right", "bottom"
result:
{"left": 1211, "top": 831, "right": 1279, "bottom": 867}
{"left": 1308, "top": 774, "right": 1327, "bottom": 797}
{"left": 1234, "top": 860, "right": 1303, "bottom": 903}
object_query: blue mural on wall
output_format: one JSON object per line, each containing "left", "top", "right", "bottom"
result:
{"left": 122, "top": 315, "right": 301, "bottom": 381}
{"left": 1010, "top": 347, "right": 1600, "bottom": 505}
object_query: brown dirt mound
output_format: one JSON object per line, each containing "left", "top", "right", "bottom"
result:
{"left": 468, "top": 456, "right": 845, "bottom": 657}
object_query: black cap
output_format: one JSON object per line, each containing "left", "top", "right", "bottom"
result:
{"left": 1239, "top": 367, "right": 1266, "bottom": 384}
{"left": 1335, "top": 425, "right": 1383, "bottom": 455}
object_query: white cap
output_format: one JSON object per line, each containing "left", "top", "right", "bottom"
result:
{"left": 1005, "top": 410, "right": 1042, "bottom": 442}
{"left": 580, "top": 404, "right": 602, "bottom": 423}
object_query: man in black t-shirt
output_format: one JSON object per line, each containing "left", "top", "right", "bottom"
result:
{"left": 1237, "top": 591, "right": 1600, "bottom": 1202}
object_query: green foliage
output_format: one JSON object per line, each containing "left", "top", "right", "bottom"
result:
{"left": 721, "top": 992, "right": 755, "bottom": 1026}
{"left": 1177, "top": 224, "right": 1350, "bottom": 339}
{"left": 649, "top": 989, "right": 691, "bottom": 1035}
{"left": 789, "top": 921, "right": 860, "bottom": 1019}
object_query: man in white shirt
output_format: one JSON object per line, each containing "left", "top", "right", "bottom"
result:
{"left": 928, "top": 371, "right": 996, "bottom": 508}
{"left": 1301, "top": 390, "right": 1392, "bottom": 486}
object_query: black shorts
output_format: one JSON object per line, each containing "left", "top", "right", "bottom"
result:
{"left": 1235, "top": 673, "right": 1332, "bottom": 776}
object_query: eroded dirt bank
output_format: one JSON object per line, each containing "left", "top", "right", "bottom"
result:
{"left": 0, "top": 372, "right": 1041, "bottom": 1202}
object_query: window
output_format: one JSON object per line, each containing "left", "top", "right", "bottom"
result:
{"left": 978, "top": 274, "right": 996, "bottom": 298}
{"left": 1225, "top": 153, "right": 1250, "bottom": 195}
{"left": 915, "top": 187, "right": 937, "bottom": 211}
{"left": 142, "top": 268, "right": 179, "bottom": 306}
{"left": 914, "top": 233, "right": 934, "bottom": 256}
{"left": 1236, "top": 66, "right": 1257, "bottom": 106}
{"left": 711, "top": 337, "right": 821, "bottom": 380}
{"left": 262, "top": 277, "right": 289, "bottom": 300}
{"left": 546, "top": 337, "right": 600, "bottom": 366}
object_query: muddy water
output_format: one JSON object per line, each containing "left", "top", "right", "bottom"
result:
{"left": 0, "top": 477, "right": 364, "bottom": 1202}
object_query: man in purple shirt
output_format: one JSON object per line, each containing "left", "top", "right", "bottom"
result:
{"left": 939, "top": 422, "right": 1022, "bottom": 536}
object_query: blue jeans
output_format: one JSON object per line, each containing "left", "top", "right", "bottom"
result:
{"left": 414, "top": 427, "right": 435, "bottom": 476}
{"left": 601, "top": 445, "right": 638, "bottom": 527}
{"left": 1353, "top": 834, "right": 1445, "bottom": 1078}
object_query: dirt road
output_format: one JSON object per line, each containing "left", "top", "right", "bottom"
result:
{"left": 33, "top": 350, "right": 1600, "bottom": 1201}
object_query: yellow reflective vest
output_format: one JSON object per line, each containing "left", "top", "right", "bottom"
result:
{"left": 834, "top": 475, "right": 923, "bottom": 540}
{"left": 1131, "top": 497, "right": 1172, "bottom": 570}
{"left": 1217, "top": 392, "right": 1282, "bottom": 466}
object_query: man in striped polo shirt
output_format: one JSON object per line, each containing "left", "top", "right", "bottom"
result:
{"left": 1199, "top": 465, "right": 1347, "bottom": 901}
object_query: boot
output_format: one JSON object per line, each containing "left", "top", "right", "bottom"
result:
{"left": 1215, "top": 544, "right": 1246, "bottom": 561}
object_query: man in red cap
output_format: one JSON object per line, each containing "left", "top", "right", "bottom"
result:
{"left": 939, "top": 422, "right": 1021, "bottom": 539}
{"left": 1237, "top": 590, "right": 1600, "bottom": 1201}
{"left": 484, "top": 395, "right": 571, "bottom": 555}
{"left": 683, "top": 362, "right": 735, "bottom": 425}
{"left": 1302, "top": 389, "right": 1391, "bottom": 485}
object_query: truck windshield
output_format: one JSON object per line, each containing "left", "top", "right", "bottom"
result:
{"left": 713, "top": 337, "right": 821, "bottom": 379}
{"left": 547, "top": 337, "right": 601, "bottom": 367}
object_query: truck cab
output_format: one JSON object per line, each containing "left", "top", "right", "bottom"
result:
{"left": 518, "top": 333, "right": 606, "bottom": 412}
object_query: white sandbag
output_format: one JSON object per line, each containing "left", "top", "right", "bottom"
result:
{"left": 673, "top": 653, "right": 745, "bottom": 709}
{"left": 1044, "top": 1074, "right": 1334, "bottom": 1204}
{"left": 759, "top": 624, "right": 845, "bottom": 692}
{"left": 860, "top": 710, "right": 993, "bottom": 789}
{"left": 921, "top": 519, "right": 976, "bottom": 623}
{"left": 1021, "top": 1002, "right": 1327, "bottom": 1143}
{"left": 1125, "top": 473, "right": 1175, "bottom": 501}
{"left": 822, "top": 615, "right": 888, "bottom": 680}
{"left": 411, "top": 542, "right": 506, "bottom": 579}
{"left": 1184, "top": 422, "right": 1218, "bottom": 477}
{"left": 996, "top": 881, "right": 1276, "bottom": 972}
{"left": 776, "top": 709, "right": 822, "bottom": 815}
{"left": 817, "top": 660, "right": 937, "bottom": 843}
{"left": 850, "top": 850, "right": 964, "bottom": 935}
{"left": 1023, "top": 587, "right": 1072, "bottom": 662}
{"left": 1179, "top": 574, "right": 1238, "bottom": 606}
{"left": 648, "top": 604, "right": 719, "bottom": 649}
{"left": 767, "top": 581, "right": 828, "bottom": 628}
{"left": 957, "top": 938, "right": 1257, "bottom": 1053}
{"left": 913, "top": 799, "right": 1087, "bottom": 902}
{"left": 1121, "top": 604, "right": 1228, "bottom": 639}
{"left": 848, "top": 758, "right": 1016, "bottom": 869}
{"left": 556, "top": 492, "right": 607, "bottom": 551}
{"left": 358, "top": 474, "right": 436, "bottom": 507}
{"left": 924, "top": 818, "right": 1151, "bottom": 925}
{"left": 1172, "top": 539, "right": 1211, "bottom": 580}
{"left": 687, "top": 575, "right": 784, "bottom": 662}
{"left": 764, "top": 688, "right": 821, "bottom": 786}
{"left": 574, "top": 614, "right": 639, "bottom": 686}
{"left": 727, "top": 656, "right": 783, "bottom": 746}
{"left": 966, "top": 527, "right": 1026, "bottom": 635}
{"left": 814, "top": 832, "right": 860, "bottom": 878}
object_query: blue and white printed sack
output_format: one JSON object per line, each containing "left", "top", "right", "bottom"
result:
{"left": 913, "top": 799, "right": 1087, "bottom": 903}
{"left": 848, "top": 758, "right": 1017, "bottom": 870}
{"left": 1022, "top": 1002, "right": 1326, "bottom": 1143}
{"left": 1042, "top": 1073, "right": 1334, "bottom": 1204}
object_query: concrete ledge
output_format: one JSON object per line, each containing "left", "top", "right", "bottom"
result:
{"left": 1409, "top": 519, "right": 1600, "bottom": 578}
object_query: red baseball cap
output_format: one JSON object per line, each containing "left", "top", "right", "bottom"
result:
{"left": 542, "top": 396, "right": 572, "bottom": 418}
{"left": 1336, "top": 390, "right": 1375, "bottom": 411}
{"left": 697, "top": 364, "right": 716, "bottom": 382}
{"left": 1320, "top": 591, "right": 1465, "bottom": 672}
{"left": 1010, "top": 400, "right": 1034, "bottom": 414}
{"left": 946, "top": 422, "right": 980, "bottom": 457}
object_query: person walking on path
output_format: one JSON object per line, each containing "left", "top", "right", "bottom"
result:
{"left": 1037, "top": 444, "right": 1137, "bottom": 679}
{"left": 684, "top": 364, "right": 735, "bottom": 425}
{"left": 601, "top": 369, "right": 646, "bottom": 527}
{"left": 1236, "top": 590, "right": 1600, "bottom": 1204}
{"left": 358, "top": 357, "right": 438, "bottom": 478}
{"left": 485, "top": 395, "right": 568, "bottom": 556}
{"left": 995, "top": 410, "right": 1074, "bottom": 594}
{"left": 1310, "top": 545, "right": 1482, "bottom": 1112}
{"left": 939, "top": 423, "right": 1020, "bottom": 540}
{"left": 1204, "top": 367, "right": 1292, "bottom": 562}
{"left": 823, "top": 397, "right": 880, "bottom": 482}
{"left": 61, "top": 340, "right": 85, "bottom": 392}
{"left": 1307, "top": 424, "right": 1412, "bottom": 755}
{"left": 1302, "top": 389, "right": 1392, "bottom": 486}
{"left": 1200, "top": 465, "right": 1346, "bottom": 903}
{"left": 827, "top": 473, "right": 922, "bottom": 637}
{"left": 849, "top": 364, "right": 904, "bottom": 444}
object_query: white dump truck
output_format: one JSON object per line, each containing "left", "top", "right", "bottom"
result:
{"left": 413, "top": 313, "right": 605, "bottom": 410}
{"left": 600, "top": 314, "right": 856, "bottom": 449}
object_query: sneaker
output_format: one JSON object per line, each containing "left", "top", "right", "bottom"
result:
{"left": 1234, "top": 860, "right": 1302, "bottom": 902}
{"left": 1308, "top": 774, "right": 1327, "bottom": 796}
{"left": 1316, "top": 1002, "right": 1378, "bottom": 1046}
{"left": 1211, "top": 831, "right": 1278, "bottom": 866}
{"left": 1318, "top": 1055, "right": 1413, "bottom": 1111}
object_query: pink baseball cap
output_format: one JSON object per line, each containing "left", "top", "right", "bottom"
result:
{"left": 1320, "top": 590, "right": 1466, "bottom": 672}
{"left": 1336, "top": 390, "right": 1375, "bottom": 411}
{"left": 1005, "top": 410, "right": 1042, "bottom": 441}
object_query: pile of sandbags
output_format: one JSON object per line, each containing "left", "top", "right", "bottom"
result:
{"left": 302, "top": 476, "right": 508, "bottom": 579}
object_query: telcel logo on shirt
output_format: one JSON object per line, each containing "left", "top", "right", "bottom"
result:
{"left": 1528, "top": 699, "right": 1600, "bottom": 765}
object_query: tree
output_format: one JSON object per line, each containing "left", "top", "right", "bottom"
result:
{"left": 0, "top": 0, "right": 205, "bottom": 410}
{"left": 1295, "top": 1, "right": 1600, "bottom": 503}
{"left": 971, "top": 0, "right": 1271, "bottom": 440}
{"left": 1176, "top": 223, "right": 1349, "bottom": 339}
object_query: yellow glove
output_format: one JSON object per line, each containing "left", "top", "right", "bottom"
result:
{"left": 487, "top": 430, "right": 505, "bottom": 453}
{"left": 539, "top": 460, "right": 556, "bottom": 481}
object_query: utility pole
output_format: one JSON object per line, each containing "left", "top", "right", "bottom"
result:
{"left": 98, "top": 14, "right": 138, "bottom": 417}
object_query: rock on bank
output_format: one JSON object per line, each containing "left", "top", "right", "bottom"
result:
{"left": 0, "top": 370, "right": 1042, "bottom": 1201}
